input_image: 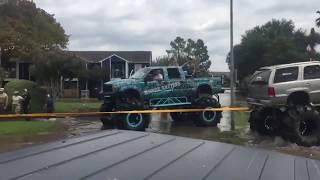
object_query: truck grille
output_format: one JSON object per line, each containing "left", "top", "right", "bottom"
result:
{"left": 104, "top": 84, "right": 113, "bottom": 93}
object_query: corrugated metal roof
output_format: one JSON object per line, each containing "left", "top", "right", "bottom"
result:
{"left": 0, "top": 130, "right": 319, "bottom": 180}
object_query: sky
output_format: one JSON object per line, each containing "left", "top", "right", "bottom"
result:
{"left": 35, "top": 0, "right": 320, "bottom": 72}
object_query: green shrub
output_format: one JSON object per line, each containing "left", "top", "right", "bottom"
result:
{"left": 4, "top": 80, "right": 46, "bottom": 113}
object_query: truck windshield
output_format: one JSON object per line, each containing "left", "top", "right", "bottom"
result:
{"left": 130, "top": 68, "right": 150, "bottom": 79}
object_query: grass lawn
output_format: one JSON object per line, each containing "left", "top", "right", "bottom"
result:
{"left": 55, "top": 98, "right": 101, "bottom": 113}
{"left": 207, "top": 111, "right": 250, "bottom": 145}
{"left": 0, "top": 121, "right": 64, "bottom": 137}
{"left": 0, "top": 121, "right": 66, "bottom": 153}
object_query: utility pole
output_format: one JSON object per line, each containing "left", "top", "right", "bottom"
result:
{"left": 230, "top": 0, "right": 235, "bottom": 130}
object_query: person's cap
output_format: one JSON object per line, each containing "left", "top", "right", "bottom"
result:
{"left": 0, "top": 88, "right": 4, "bottom": 92}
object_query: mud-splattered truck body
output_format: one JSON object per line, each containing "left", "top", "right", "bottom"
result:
{"left": 100, "top": 66, "right": 223, "bottom": 131}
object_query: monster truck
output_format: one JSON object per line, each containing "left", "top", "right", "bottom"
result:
{"left": 100, "top": 66, "right": 223, "bottom": 131}
{"left": 247, "top": 61, "right": 320, "bottom": 146}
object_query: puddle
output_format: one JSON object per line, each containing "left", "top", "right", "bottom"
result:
{"left": 0, "top": 130, "right": 66, "bottom": 153}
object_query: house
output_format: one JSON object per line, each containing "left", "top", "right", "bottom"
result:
{"left": 1, "top": 51, "right": 152, "bottom": 98}
{"left": 67, "top": 51, "right": 152, "bottom": 98}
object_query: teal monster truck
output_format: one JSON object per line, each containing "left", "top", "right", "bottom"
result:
{"left": 100, "top": 66, "right": 224, "bottom": 131}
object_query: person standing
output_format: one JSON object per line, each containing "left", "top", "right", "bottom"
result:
{"left": 0, "top": 88, "right": 8, "bottom": 113}
{"left": 12, "top": 91, "right": 23, "bottom": 114}
{"left": 153, "top": 70, "right": 163, "bottom": 81}
{"left": 21, "top": 89, "right": 31, "bottom": 120}
{"left": 46, "top": 94, "right": 54, "bottom": 113}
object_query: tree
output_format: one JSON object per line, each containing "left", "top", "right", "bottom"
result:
{"left": 307, "top": 28, "right": 320, "bottom": 59}
{"left": 0, "top": 0, "right": 68, "bottom": 67}
{"left": 166, "top": 36, "right": 186, "bottom": 65}
{"left": 165, "top": 37, "right": 212, "bottom": 76}
{"left": 227, "top": 19, "right": 320, "bottom": 82}
{"left": 316, "top": 11, "right": 320, "bottom": 27}
{"left": 152, "top": 55, "right": 174, "bottom": 66}
{"left": 30, "top": 49, "right": 85, "bottom": 97}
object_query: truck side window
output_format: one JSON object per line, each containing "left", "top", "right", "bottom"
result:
{"left": 304, "top": 65, "right": 320, "bottom": 80}
{"left": 148, "top": 69, "right": 164, "bottom": 81}
{"left": 167, "top": 68, "right": 181, "bottom": 79}
{"left": 274, "top": 67, "right": 298, "bottom": 83}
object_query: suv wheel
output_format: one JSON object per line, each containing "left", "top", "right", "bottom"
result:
{"left": 287, "top": 108, "right": 320, "bottom": 147}
{"left": 249, "top": 107, "right": 281, "bottom": 135}
{"left": 116, "top": 97, "right": 150, "bottom": 131}
{"left": 193, "top": 96, "right": 222, "bottom": 127}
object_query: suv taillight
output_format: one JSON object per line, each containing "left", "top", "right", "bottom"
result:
{"left": 268, "top": 87, "right": 276, "bottom": 97}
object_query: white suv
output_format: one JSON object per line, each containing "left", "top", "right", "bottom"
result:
{"left": 247, "top": 61, "right": 320, "bottom": 147}
{"left": 247, "top": 61, "right": 320, "bottom": 107}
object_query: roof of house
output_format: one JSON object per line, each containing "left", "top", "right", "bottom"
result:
{"left": 67, "top": 51, "right": 152, "bottom": 63}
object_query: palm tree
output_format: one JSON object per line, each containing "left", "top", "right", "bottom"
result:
{"left": 317, "top": 11, "right": 320, "bottom": 27}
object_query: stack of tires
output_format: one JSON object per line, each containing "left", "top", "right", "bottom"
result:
{"left": 249, "top": 105, "right": 320, "bottom": 147}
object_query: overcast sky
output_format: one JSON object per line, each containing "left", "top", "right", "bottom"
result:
{"left": 35, "top": 0, "right": 319, "bottom": 72}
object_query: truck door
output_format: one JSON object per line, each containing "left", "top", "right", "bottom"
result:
{"left": 143, "top": 68, "right": 164, "bottom": 100}
{"left": 164, "top": 68, "right": 185, "bottom": 98}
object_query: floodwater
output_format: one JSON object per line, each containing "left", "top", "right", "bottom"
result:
{"left": 1, "top": 91, "right": 320, "bottom": 160}
{"left": 0, "top": 122, "right": 66, "bottom": 153}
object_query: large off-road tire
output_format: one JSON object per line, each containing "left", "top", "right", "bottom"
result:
{"left": 286, "top": 108, "right": 320, "bottom": 147}
{"left": 100, "top": 103, "right": 114, "bottom": 129}
{"left": 116, "top": 98, "right": 150, "bottom": 131}
{"left": 193, "top": 96, "right": 222, "bottom": 127}
{"left": 249, "top": 107, "right": 281, "bottom": 135}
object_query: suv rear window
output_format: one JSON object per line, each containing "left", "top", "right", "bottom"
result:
{"left": 274, "top": 67, "right": 299, "bottom": 83}
{"left": 304, "top": 65, "right": 320, "bottom": 80}
{"left": 250, "top": 70, "right": 271, "bottom": 84}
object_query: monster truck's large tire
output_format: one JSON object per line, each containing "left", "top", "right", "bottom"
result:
{"left": 249, "top": 107, "right": 281, "bottom": 135}
{"left": 193, "top": 96, "right": 222, "bottom": 127}
{"left": 288, "top": 109, "right": 320, "bottom": 147}
{"left": 115, "top": 97, "right": 150, "bottom": 131}
{"left": 100, "top": 103, "right": 114, "bottom": 129}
